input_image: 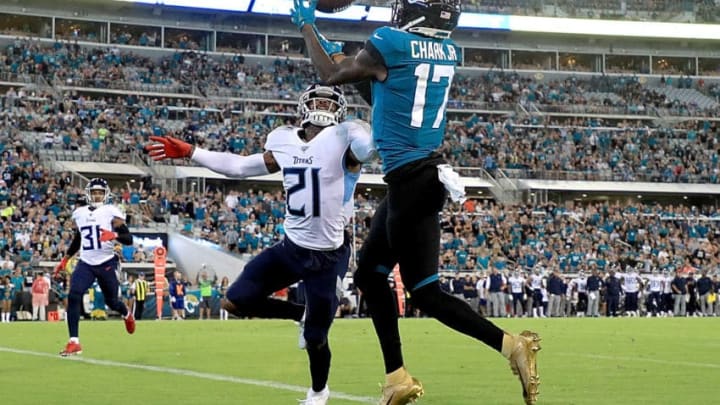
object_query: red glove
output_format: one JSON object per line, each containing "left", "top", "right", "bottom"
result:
{"left": 99, "top": 228, "right": 118, "bottom": 242}
{"left": 54, "top": 257, "right": 69, "bottom": 279}
{"left": 146, "top": 136, "right": 194, "bottom": 160}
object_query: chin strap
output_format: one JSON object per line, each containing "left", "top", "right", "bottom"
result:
{"left": 399, "top": 16, "right": 425, "bottom": 31}
{"left": 408, "top": 26, "right": 452, "bottom": 39}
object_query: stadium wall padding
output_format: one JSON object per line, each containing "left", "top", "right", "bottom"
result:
{"left": 167, "top": 231, "right": 249, "bottom": 281}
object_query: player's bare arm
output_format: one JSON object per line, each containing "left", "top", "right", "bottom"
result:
{"left": 301, "top": 24, "right": 387, "bottom": 84}
{"left": 106, "top": 216, "right": 133, "bottom": 245}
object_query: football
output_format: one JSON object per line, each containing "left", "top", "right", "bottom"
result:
{"left": 316, "top": 0, "right": 354, "bottom": 13}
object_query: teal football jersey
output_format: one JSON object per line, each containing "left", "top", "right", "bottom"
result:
{"left": 368, "top": 26, "right": 459, "bottom": 173}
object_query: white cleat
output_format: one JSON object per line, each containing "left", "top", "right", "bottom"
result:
{"left": 299, "top": 386, "right": 330, "bottom": 405}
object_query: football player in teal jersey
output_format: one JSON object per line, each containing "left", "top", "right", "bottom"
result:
{"left": 291, "top": 1, "right": 541, "bottom": 403}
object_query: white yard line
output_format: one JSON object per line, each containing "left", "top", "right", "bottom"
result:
{"left": 557, "top": 352, "right": 720, "bottom": 369}
{"left": 0, "top": 346, "right": 376, "bottom": 403}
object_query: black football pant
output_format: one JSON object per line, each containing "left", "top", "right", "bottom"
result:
{"left": 354, "top": 155, "right": 504, "bottom": 373}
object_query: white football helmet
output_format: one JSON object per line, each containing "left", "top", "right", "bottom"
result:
{"left": 85, "top": 177, "right": 111, "bottom": 208}
{"left": 298, "top": 84, "right": 347, "bottom": 128}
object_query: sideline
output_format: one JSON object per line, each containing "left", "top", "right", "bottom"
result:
{"left": 0, "top": 346, "right": 376, "bottom": 403}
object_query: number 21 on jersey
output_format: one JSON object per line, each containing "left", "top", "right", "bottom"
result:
{"left": 411, "top": 63, "right": 454, "bottom": 129}
{"left": 283, "top": 167, "right": 320, "bottom": 217}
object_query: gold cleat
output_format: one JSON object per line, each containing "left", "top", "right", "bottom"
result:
{"left": 508, "top": 330, "right": 541, "bottom": 405}
{"left": 379, "top": 375, "right": 424, "bottom": 405}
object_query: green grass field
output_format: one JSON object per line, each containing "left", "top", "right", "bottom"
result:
{"left": 0, "top": 318, "right": 716, "bottom": 404}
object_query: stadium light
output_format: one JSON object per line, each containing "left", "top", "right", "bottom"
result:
{"left": 112, "top": 0, "right": 720, "bottom": 40}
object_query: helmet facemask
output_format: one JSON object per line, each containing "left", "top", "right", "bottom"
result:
{"left": 298, "top": 85, "right": 347, "bottom": 128}
{"left": 85, "top": 178, "right": 111, "bottom": 208}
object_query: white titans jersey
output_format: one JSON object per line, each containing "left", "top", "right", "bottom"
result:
{"left": 508, "top": 276, "right": 525, "bottom": 293}
{"left": 623, "top": 272, "right": 640, "bottom": 293}
{"left": 649, "top": 275, "right": 663, "bottom": 292}
{"left": 663, "top": 275, "right": 674, "bottom": 293}
{"left": 530, "top": 274, "right": 543, "bottom": 289}
{"left": 266, "top": 122, "right": 367, "bottom": 250}
{"left": 72, "top": 204, "right": 125, "bottom": 265}
{"left": 573, "top": 277, "right": 587, "bottom": 293}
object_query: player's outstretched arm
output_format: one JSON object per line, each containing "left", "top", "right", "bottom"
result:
{"left": 146, "top": 136, "right": 279, "bottom": 178}
{"left": 290, "top": 0, "right": 384, "bottom": 85}
{"left": 300, "top": 24, "right": 386, "bottom": 85}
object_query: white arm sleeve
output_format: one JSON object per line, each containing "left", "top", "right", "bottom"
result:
{"left": 341, "top": 120, "right": 376, "bottom": 163}
{"left": 191, "top": 149, "right": 270, "bottom": 179}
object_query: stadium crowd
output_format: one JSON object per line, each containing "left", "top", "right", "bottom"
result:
{"left": 2, "top": 40, "right": 720, "bottom": 183}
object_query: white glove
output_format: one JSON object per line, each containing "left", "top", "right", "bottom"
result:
{"left": 437, "top": 164, "right": 466, "bottom": 203}
{"left": 589, "top": 292, "right": 596, "bottom": 300}
{"left": 170, "top": 296, "right": 176, "bottom": 303}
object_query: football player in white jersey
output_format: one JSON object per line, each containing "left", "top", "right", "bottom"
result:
{"left": 572, "top": 270, "right": 588, "bottom": 317}
{"left": 147, "top": 84, "right": 375, "bottom": 405}
{"left": 53, "top": 178, "right": 136, "bottom": 356}
{"left": 528, "top": 269, "right": 546, "bottom": 318}
{"left": 646, "top": 268, "right": 664, "bottom": 317}
{"left": 621, "top": 265, "right": 642, "bottom": 317}
{"left": 508, "top": 270, "right": 526, "bottom": 317}
{"left": 662, "top": 269, "right": 675, "bottom": 316}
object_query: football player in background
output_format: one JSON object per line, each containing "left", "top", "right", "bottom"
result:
{"left": 291, "top": 0, "right": 541, "bottom": 403}
{"left": 147, "top": 84, "right": 375, "bottom": 405}
{"left": 54, "top": 178, "right": 136, "bottom": 356}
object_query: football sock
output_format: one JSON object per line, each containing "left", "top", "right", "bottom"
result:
{"left": 70, "top": 337, "right": 79, "bottom": 344}
{"left": 67, "top": 293, "right": 82, "bottom": 338}
{"left": 306, "top": 340, "right": 331, "bottom": 392}
{"left": 501, "top": 334, "right": 516, "bottom": 359}
{"left": 386, "top": 367, "right": 410, "bottom": 384}
{"left": 412, "top": 284, "right": 505, "bottom": 354}
{"left": 354, "top": 269, "right": 404, "bottom": 373}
